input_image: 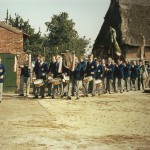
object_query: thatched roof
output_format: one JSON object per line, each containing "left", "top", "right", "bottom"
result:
{"left": 93, "top": 0, "right": 150, "bottom": 53}
{"left": 120, "top": 0, "right": 150, "bottom": 46}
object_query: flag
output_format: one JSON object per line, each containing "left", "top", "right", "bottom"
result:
{"left": 58, "top": 57, "right": 62, "bottom": 73}
{"left": 13, "top": 55, "right": 17, "bottom": 72}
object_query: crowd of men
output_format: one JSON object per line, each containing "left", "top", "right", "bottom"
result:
{"left": 18, "top": 54, "right": 150, "bottom": 100}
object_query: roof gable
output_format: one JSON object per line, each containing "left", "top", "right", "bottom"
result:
{"left": 0, "top": 22, "right": 22, "bottom": 35}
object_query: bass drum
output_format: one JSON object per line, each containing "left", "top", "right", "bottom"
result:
{"left": 83, "top": 76, "right": 93, "bottom": 83}
{"left": 95, "top": 79, "right": 102, "bottom": 85}
{"left": 51, "top": 78, "right": 62, "bottom": 85}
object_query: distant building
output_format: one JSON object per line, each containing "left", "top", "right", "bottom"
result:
{"left": 0, "top": 22, "right": 29, "bottom": 93}
{"left": 92, "top": 0, "right": 150, "bottom": 61}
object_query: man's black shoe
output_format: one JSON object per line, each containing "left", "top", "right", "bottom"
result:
{"left": 51, "top": 96, "right": 55, "bottom": 99}
{"left": 63, "top": 93, "right": 67, "bottom": 96}
{"left": 34, "top": 95, "right": 38, "bottom": 99}
{"left": 67, "top": 96, "right": 71, "bottom": 100}
{"left": 19, "top": 94, "right": 24, "bottom": 96}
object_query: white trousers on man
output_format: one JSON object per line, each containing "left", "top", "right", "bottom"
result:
{"left": 0, "top": 83, "right": 3, "bottom": 101}
{"left": 85, "top": 78, "right": 96, "bottom": 96}
{"left": 67, "top": 78, "right": 80, "bottom": 98}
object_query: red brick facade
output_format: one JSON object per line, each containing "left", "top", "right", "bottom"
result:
{"left": 125, "top": 46, "right": 150, "bottom": 61}
{"left": 0, "top": 22, "right": 26, "bottom": 92}
{"left": 0, "top": 23, "right": 23, "bottom": 54}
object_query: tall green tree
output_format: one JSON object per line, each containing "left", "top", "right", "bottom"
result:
{"left": 45, "top": 12, "right": 90, "bottom": 57}
{"left": 7, "top": 12, "right": 46, "bottom": 59}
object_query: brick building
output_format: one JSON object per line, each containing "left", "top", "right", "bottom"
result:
{"left": 0, "top": 22, "right": 29, "bottom": 93}
{"left": 92, "top": 0, "right": 150, "bottom": 62}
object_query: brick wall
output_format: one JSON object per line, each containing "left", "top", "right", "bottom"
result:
{"left": 126, "top": 46, "right": 150, "bottom": 61}
{"left": 0, "top": 27, "right": 24, "bottom": 92}
{"left": 0, "top": 27, "right": 23, "bottom": 54}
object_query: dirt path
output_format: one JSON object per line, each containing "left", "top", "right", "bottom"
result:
{"left": 0, "top": 91, "right": 150, "bottom": 150}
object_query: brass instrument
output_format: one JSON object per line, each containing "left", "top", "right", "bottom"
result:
{"left": 110, "top": 27, "right": 121, "bottom": 56}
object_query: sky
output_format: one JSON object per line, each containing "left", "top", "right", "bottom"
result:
{"left": 0, "top": 0, "right": 110, "bottom": 50}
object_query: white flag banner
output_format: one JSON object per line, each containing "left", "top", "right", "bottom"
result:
{"left": 71, "top": 53, "right": 75, "bottom": 71}
{"left": 28, "top": 53, "right": 32, "bottom": 69}
{"left": 58, "top": 57, "right": 62, "bottom": 73}
{"left": 13, "top": 55, "right": 17, "bottom": 72}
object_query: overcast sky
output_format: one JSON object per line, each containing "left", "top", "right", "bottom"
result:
{"left": 0, "top": 0, "right": 110, "bottom": 48}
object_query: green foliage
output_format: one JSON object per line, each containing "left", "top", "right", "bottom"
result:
{"left": 6, "top": 11, "right": 90, "bottom": 62}
{"left": 7, "top": 13, "right": 45, "bottom": 59}
{"left": 45, "top": 12, "right": 90, "bottom": 58}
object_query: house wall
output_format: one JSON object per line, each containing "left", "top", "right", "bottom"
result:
{"left": 125, "top": 45, "right": 150, "bottom": 61}
{"left": 0, "top": 27, "right": 23, "bottom": 54}
{"left": 0, "top": 27, "right": 24, "bottom": 93}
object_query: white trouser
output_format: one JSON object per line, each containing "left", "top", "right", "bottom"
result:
{"left": 0, "top": 83, "right": 3, "bottom": 100}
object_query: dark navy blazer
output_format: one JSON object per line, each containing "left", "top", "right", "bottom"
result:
{"left": 0, "top": 64, "right": 6, "bottom": 83}
{"left": 80, "top": 61, "right": 86, "bottom": 80}
{"left": 124, "top": 63, "right": 131, "bottom": 78}
{"left": 73, "top": 63, "right": 81, "bottom": 80}
{"left": 95, "top": 64, "right": 104, "bottom": 79}
{"left": 106, "top": 64, "right": 114, "bottom": 79}
{"left": 130, "top": 65, "right": 139, "bottom": 79}
{"left": 86, "top": 60, "right": 97, "bottom": 78}
{"left": 34, "top": 62, "right": 48, "bottom": 80}
{"left": 117, "top": 64, "right": 124, "bottom": 79}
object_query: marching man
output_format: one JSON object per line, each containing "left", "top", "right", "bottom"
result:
{"left": 34, "top": 55, "right": 48, "bottom": 98}
{"left": 85, "top": 54, "right": 97, "bottom": 96}
{"left": 19, "top": 54, "right": 30, "bottom": 97}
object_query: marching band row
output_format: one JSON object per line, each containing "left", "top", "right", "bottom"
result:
{"left": 18, "top": 54, "right": 150, "bottom": 100}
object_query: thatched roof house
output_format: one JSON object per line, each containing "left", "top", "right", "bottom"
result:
{"left": 92, "top": 0, "right": 150, "bottom": 61}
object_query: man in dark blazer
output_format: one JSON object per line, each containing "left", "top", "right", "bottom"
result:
{"left": 130, "top": 60, "right": 139, "bottom": 91}
{"left": 34, "top": 55, "right": 48, "bottom": 98}
{"left": 124, "top": 58, "right": 131, "bottom": 92}
{"left": 79, "top": 56, "right": 87, "bottom": 96}
{"left": 106, "top": 58, "right": 114, "bottom": 94}
{"left": 47, "top": 56, "right": 56, "bottom": 96}
{"left": 114, "top": 59, "right": 124, "bottom": 93}
{"left": 33, "top": 54, "right": 41, "bottom": 95}
{"left": 19, "top": 54, "right": 30, "bottom": 97}
{"left": 51, "top": 55, "right": 63, "bottom": 99}
{"left": 72, "top": 57, "right": 81, "bottom": 100}
{"left": 95, "top": 59, "right": 104, "bottom": 95}
{"left": 85, "top": 54, "right": 97, "bottom": 96}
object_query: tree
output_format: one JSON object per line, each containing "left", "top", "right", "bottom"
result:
{"left": 7, "top": 11, "right": 46, "bottom": 59}
{"left": 45, "top": 12, "right": 90, "bottom": 57}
